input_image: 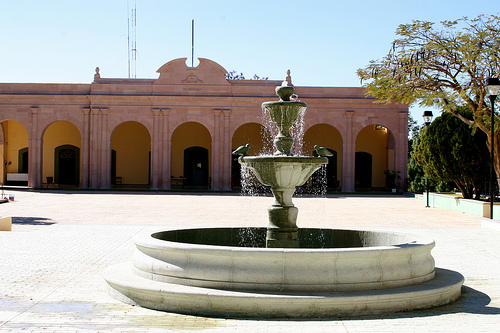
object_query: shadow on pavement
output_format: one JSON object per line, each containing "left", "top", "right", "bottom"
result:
{"left": 12, "top": 216, "right": 56, "bottom": 226}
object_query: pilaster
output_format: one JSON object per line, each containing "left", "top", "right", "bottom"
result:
{"left": 161, "top": 109, "right": 171, "bottom": 189}
{"left": 28, "top": 107, "right": 41, "bottom": 188}
{"left": 212, "top": 109, "right": 222, "bottom": 190}
{"left": 100, "top": 108, "right": 110, "bottom": 189}
{"left": 81, "top": 107, "right": 91, "bottom": 188}
{"left": 151, "top": 108, "right": 161, "bottom": 189}
{"left": 90, "top": 108, "right": 100, "bottom": 188}
{"left": 342, "top": 110, "right": 355, "bottom": 192}
{"left": 222, "top": 109, "right": 232, "bottom": 190}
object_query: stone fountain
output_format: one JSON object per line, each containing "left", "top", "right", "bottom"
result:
{"left": 239, "top": 76, "right": 328, "bottom": 248}
{"left": 104, "top": 75, "right": 464, "bottom": 318}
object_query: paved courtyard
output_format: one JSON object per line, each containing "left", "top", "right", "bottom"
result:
{"left": 0, "top": 189, "right": 499, "bottom": 332}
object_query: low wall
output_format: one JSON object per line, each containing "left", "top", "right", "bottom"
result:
{"left": 417, "top": 193, "right": 500, "bottom": 219}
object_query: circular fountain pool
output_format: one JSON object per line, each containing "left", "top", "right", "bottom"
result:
{"left": 104, "top": 227, "right": 463, "bottom": 318}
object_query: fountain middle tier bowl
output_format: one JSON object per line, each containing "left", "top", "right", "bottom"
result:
{"left": 239, "top": 156, "right": 327, "bottom": 188}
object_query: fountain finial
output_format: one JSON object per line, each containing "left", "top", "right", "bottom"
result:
{"left": 284, "top": 69, "right": 292, "bottom": 86}
{"left": 275, "top": 69, "right": 294, "bottom": 101}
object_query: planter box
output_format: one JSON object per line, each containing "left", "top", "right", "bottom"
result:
{"left": 418, "top": 192, "right": 499, "bottom": 219}
{"left": 0, "top": 216, "right": 12, "bottom": 231}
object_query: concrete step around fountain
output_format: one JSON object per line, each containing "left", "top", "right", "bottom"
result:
{"left": 103, "top": 264, "right": 463, "bottom": 319}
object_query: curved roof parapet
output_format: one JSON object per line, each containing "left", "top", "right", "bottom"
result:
{"left": 155, "top": 58, "right": 230, "bottom": 85}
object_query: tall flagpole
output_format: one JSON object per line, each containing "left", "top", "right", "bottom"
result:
{"left": 191, "top": 19, "right": 194, "bottom": 67}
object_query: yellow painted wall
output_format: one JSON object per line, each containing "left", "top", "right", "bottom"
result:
{"left": 1, "top": 121, "right": 29, "bottom": 179}
{"left": 43, "top": 121, "right": 81, "bottom": 182}
{"left": 171, "top": 122, "right": 211, "bottom": 178}
{"left": 232, "top": 123, "right": 267, "bottom": 156}
{"left": 112, "top": 121, "right": 151, "bottom": 184}
{"left": 303, "top": 124, "right": 343, "bottom": 180}
{"left": 355, "top": 125, "right": 389, "bottom": 187}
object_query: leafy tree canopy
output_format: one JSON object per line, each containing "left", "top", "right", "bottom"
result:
{"left": 357, "top": 15, "right": 500, "bottom": 134}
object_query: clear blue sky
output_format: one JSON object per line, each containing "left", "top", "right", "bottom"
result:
{"left": 0, "top": 0, "right": 497, "bottom": 122}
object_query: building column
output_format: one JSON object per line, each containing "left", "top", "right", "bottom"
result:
{"left": 161, "top": 109, "right": 171, "bottom": 189}
{"left": 81, "top": 108, "right": 90, "bottom": 188}
{"left": 100, "top": 108, "right": 110, "bottom": 189}
{"left": 342, "top": 110, "right": 355, "bottom": 192}
{"left": 397, "top": 111, "right": 408, "bottom": 189}
{"left": 28, "top": 107, "right": 41, "bottom": 188}
{"left": 212, "top": 109, "right": 222, "bottom": 190}
{"left": 90, "top": 108, "right": 100, "bottom": 188}
{"left": 222, "top": 109, "right": 232, "bottom": 190}
{"left": 151, "top": 108, "right": 161, "bottom": 189}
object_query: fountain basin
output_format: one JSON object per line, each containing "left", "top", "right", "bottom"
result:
{"left": 130, "top": 228, "right": 435, "bottom": 292}
{"left": 103, "top": 227, "right": 463, "bottom": 318}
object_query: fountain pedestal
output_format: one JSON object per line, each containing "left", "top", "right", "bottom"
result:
{"left": 267, "top": 199, "right": 299, "bottom": 248}
{"left": 240, "top": 155, "right": 327, "bottom": 247}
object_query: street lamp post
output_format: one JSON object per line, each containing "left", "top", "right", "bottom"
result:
{"left": 423, "top": 111, "right": 434, "bottom": 208}
{"left": 486, "top": 78, "right": 500, "bottom": 219}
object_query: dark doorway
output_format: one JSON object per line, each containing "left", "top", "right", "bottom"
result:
{"left": 111, "top": 149, "right": 117, "bottom": 185}
{"left": 231, "top": 155, "right": 241, "bottom": 188}
{"left": 55, "top": 145, "right": 80, "bottom": 185}
{"left": 18, "top": 147, "right": 28, "bottom": 173}
{"left": 184, "top": 146, "right": 209, "bottom": 187}
{"left": 355, "top": 152, "right": 372, "bottom": 189}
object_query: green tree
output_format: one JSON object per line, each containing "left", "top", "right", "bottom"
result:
{"left": 413, "top": 109, "right": 489, "bottom": 199}
{"left": 225, "top": 70, "right": 269, "bottom": 80}
{"left": 357, "top": 15, "right": 500, "bottom": 187}
{"left": 407, "top": 117, "right": 455, "bottom": 193}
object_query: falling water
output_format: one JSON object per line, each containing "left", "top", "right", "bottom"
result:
{"left": 240, "top": 163, "right": 269, "bottom": 196}
{"left": 290, "top": 109, "right": 306, "bottom": 156}
{"left": 243, "top": 107, "right": 326, "bottom": 197}
{"left": 259, "top": 107, "right": 277, "bottom": 155}
{"left": 236, "top": 227, "right": 265, "bottom": 247}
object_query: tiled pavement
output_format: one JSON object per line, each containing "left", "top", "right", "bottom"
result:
{"left": 1, "top": 190, "right": 499, "bottom": 332}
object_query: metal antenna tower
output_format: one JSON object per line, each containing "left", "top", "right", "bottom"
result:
{"left": 128, "top": 0, "right": 137, "bottom": 78}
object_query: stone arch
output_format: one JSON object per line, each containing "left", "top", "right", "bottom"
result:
{"left": 171, "top": 122, "right": 211, "bottom": 189}
{"left": 355, "top": 124, "right": 394, "bottom": 191}
{"left": 42, "top": 120, "right": 81, "bottom": 186}
{"left": 0, "top": 120, "right": 29, "bottom": 184}
{"left": 303, "top": 124, "right": 343, "bottom": 190}
{"left": 111, "top": 121, "right": 151, "bottom": 186}
{"left": 231, "top": 122, "right": 268, "bottom": 188}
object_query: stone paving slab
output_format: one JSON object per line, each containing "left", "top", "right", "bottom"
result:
{"left": 0, "top": 190, "right": 499, "bottom": 332}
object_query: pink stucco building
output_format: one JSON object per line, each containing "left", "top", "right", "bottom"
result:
{"left": 0, "top": 58, "right": 408, "bottom": 192}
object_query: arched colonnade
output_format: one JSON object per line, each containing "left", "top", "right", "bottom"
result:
{"left": 0, "top": 107, "right": 407, "bottom": 192}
